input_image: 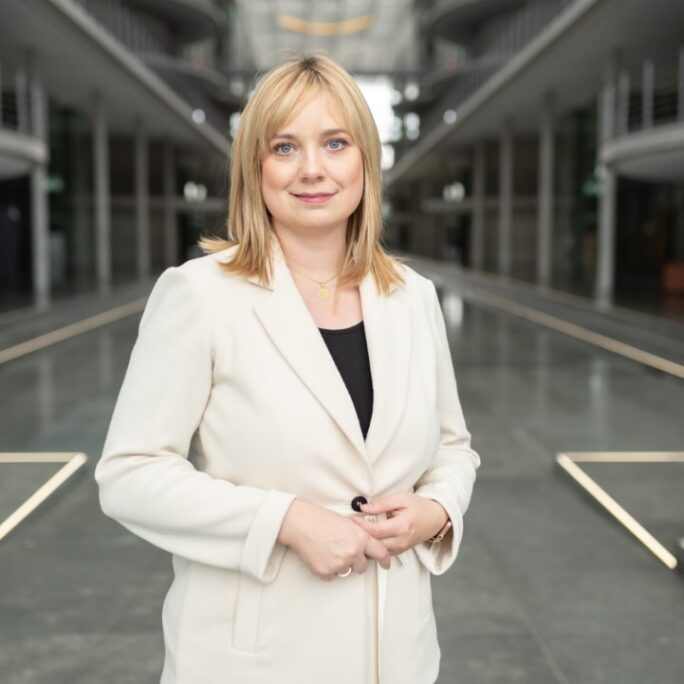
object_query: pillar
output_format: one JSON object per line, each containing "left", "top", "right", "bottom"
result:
{"left": 642, "top": 59, "right": 654, "bottom": 129}
{"left": 537, "top": 92, "right": 554, "bottom": 287}
{"left": 27, "top": 53, "right": 50, "bottom": 308}
{"left": 678, "top": 47, "right": 684, "bottom": 121}
{"left": 134, "top": 121, "right": 151, "bottom": 278}
{"left": 93, "top": 91, "right": 111, "bottom": 290}
{"left": 471, "top": 141, "right": 486, "bottom": 270}
{"left": 595, "top": 55, "right": 618, "bottom": 303}
{"left": 498, "top": 120, "right": 513, "bottom": 276}
{"left": 163, "top": 141, "right": 178, "bottom": 267}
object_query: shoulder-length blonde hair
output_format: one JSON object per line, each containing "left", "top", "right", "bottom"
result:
{"left": 198, "top": 53, "right": 406, "bottom": 296}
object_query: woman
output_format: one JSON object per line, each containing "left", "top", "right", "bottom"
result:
{"left": 95, "top": 53, "right": 480, "bottom": 684}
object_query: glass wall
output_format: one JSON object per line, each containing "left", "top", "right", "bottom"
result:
{"left": 48, "top": 100, "right": 96, "bottom": 297}
{"left": 615, "top": 178, "right": 684, "bottom": 315}
{"left": 552, "top": 100, "right": 599, "bottom": 297}
{"left": 0, "top": 176, "right": 31, "bottom": 312}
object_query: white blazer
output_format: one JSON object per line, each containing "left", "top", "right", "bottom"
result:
{"left": 95, "top": 239, "right": 480, "bottom": 684}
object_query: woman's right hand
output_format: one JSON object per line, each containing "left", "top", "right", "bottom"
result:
{"left": 277, "top": 499, "right": 391, "bottom": 580}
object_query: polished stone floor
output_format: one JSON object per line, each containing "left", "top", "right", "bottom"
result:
{"left": 0, "top": 257, "right": 682, "bottom": 684}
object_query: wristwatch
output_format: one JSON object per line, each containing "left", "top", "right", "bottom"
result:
{"left": 427, "top": 518, "right": 452, "bottom": 544}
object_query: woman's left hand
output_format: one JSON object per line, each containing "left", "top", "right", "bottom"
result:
{"left": 350, "top": 493, "right": 449, "bottom": 556}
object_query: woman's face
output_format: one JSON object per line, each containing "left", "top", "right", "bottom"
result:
{"left": 261, "top": 92, "right": 364, "bottom": 240}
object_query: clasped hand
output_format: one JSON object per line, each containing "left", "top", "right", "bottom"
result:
{"left": 278, "top": 494, "right": 448, "bottom": 581}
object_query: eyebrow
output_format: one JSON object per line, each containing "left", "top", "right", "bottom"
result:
{"left": 271, "top": 128, "right": 351, "bottom": 141}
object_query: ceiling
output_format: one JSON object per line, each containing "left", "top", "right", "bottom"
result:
{"left": 233, "top": 0, "right": 420, "bottom": 73}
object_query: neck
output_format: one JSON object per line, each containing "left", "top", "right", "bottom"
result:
{"left": 273, "top": 226, "right": 346, "bottom": 279}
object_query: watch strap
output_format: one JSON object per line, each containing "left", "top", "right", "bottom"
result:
{"left": 427, "top": 518, "right": 452, "bottom": 544}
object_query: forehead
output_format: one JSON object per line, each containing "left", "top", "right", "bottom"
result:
{"left": 273, "top": 91, "right": 348, "bottom": 133}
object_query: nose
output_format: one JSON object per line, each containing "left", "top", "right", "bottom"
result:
{"left": 298, "top": 146, "right": 325, "bottom": 181}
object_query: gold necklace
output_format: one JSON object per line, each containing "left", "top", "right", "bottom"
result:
{"left": 285, "top": 261, "right": 342, "bottom": 301}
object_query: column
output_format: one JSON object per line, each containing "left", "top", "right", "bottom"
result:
{"left": 616, "top": 70, "right": 630, "bottom": 136}
{"left": 15, "top": 68, "right": 28, "bottom": 135}
{"left": 642, "top": 59, "right": 654, "bottom": 129}
{"left": 678, "top": 47, "right": 684, "bottom": 121}
{"left": 498, "top": 120, "right": 513, "bottom": 276}
{"left": 27, "top": 53, "right": 50, "bottom": 308}
{"left": 537, "top": 92, "right": 554, "bottom": 287}
{"left": 163, "top": 140, "right": 178, "bottom": 267}
{"left": 93, "top": 91, "right": 111, "bottom": 290}
{"left": 595, "top": 55, "right": 618, "bottom": 303}
{"left": 471, "top": 141, "right": 486, "bottom": 270}
{"left": 134, "top": 121, "right": 151, "bottom": 278}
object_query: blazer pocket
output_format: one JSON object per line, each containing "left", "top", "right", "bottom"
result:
{"left": 231, "top": 544, "right": 290, "bottom": 654}
{"left": 418, "top": 561, "right": 433, "bottom": 624}
{"left": 231, "top": 571, "right": 264, "bottom": 654}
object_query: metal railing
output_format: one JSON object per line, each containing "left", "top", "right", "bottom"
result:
{"left": 0, "top": 64, "right": 37, "bottom": 137}
{"left": 615, "top": 50, "right": 684, "bottom": 137}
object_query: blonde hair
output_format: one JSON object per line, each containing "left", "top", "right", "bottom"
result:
{"left": 198, "top": 53, "right": 406, "bottom": 296}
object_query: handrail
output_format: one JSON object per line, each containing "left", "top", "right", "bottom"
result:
{"left": 614, "top": 49, "right": 684, "bottom": 138}
{"left": 0, "top": 64, "right": 37, "bottom": 137}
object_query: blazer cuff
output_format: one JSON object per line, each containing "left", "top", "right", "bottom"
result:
{"left": 239, "top": 489, "right": 298, "bottom": 583}
{"left": 413, "top": 489, "right": 464, "bottom": 576}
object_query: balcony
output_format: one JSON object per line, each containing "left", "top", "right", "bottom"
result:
{"left": 420, "top": 0, "right": 525, "bottom": 43}
{"left": 110, "top": 0, "right": 225, "bottom": 43}
{"left": 391, "top": 0, "right": 576, "bottom": 176}
{"left": 0, "top": 65, "right": 48, "bottom": 179}
{"left": 73, "top": 0, "right": 240, "bottom": 128}
{"left": 602, "top": 50, "right": 684, "bottom": 183}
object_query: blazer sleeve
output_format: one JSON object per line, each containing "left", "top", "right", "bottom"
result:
{"left": 94, "top": 266, "right": 297, "bottom": 582}
{"left": 412, "top": 278, "right": 481, "bottom": 575}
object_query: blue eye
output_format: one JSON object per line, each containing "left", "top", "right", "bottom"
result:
{"left": 274, "top": 143, "right": 293, "bottom": 154}
{"left": 329, "top": 139, "right": 347, "bottom": 150}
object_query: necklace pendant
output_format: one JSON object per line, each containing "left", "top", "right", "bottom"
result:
{"left": 318, "top": 286, "right": 329, "bottom": 301}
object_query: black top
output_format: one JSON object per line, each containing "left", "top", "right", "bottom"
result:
{"left": 318, "top": 320, "right": 373, "bottom": 439}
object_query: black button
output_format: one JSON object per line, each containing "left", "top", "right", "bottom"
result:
{"left": 351, "top": 496, "right": 368, "bottom": 512}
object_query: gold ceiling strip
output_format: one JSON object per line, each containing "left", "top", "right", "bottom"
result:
{"left": 277, "top": 13, "right": 374, "bottom": 36}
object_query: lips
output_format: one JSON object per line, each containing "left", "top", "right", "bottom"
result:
{"left": 292, "top": 192, "right": 336, "bottom": 204}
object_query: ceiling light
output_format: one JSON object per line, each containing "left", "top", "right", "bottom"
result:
{"left": 277, "top": 13, "right": 373, "bottom": 36}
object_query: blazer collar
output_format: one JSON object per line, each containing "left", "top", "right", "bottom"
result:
{"left": 242, "top": 240, "right": 411, "bottom": 467}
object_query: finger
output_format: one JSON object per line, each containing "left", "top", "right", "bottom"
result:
{"left": 352, "top": 555, "right": 368, "bottom": 574}
{"left": 360, "top": 493, "right": 410, "bottom": 515}
{"left": 352, "top": 517, "right": 403, "bottom": 539}
{"left": 364, "top": 536, "right": 390, "bottom": 563}
{"left": 376, "top": 536, "right": 406, "bottom": 554}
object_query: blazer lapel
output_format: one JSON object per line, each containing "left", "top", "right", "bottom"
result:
{"left": 247, "top": 243, "right": 412, "bottom": 468}
{"left": 359, "top": 271, "right": 412, "bottom": 465}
